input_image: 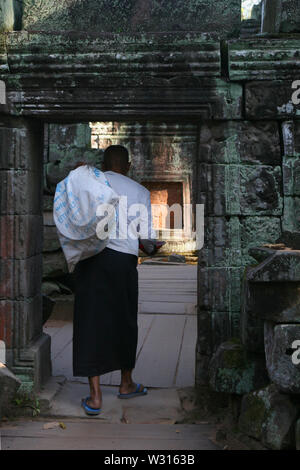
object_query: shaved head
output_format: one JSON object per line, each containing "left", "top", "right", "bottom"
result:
{"left": 103, "top": 145, "right": 130, "bottom": 175}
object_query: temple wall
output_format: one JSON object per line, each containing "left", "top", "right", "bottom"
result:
{"left": 0, "top": 0, "right": 300, "bottom": 421}
{"left": 21, "top": 0, "right": 241, "bottom": 37}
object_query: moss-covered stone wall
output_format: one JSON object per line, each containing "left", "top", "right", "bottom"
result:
{"left": 21, "top": 0, "right": 241, "bottom": 37}
{"left": 1, "top": 28, "right": 300, "bottom": 396}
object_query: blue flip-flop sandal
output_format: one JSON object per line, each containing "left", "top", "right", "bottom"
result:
{"left": 81, "top": 396, "right": 101, "bottom": 415}
{"left": 117, "top": 383, "right": 148, "bottom": 399}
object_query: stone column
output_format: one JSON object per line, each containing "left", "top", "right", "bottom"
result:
{"left": 0, "top": 115, "right": 51, "bottom": 394}
{"left": 281, "top": 121, "right": 300, "bottom": 232}
{"left": 196, "top": 120, "right": 282, "bottom": 385}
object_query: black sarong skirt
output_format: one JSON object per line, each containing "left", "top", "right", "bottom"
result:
{"left": 72, "top": 247, "right": 138, "bottom": 377}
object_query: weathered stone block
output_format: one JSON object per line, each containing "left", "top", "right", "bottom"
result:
{"left": 198, "top": 267, "right": 243, "bottom": 313}
{"left": 240, "top": 18, "right": 261, "bottom": 37}
{"left": 209, "top": 340, "right": 269, "bottom": 395}
{"left": 195, "top": 351, "right": 210, "bottom": 387}
{"left": 0, "top": 36, "right": 8, "bottom": 75}
{"left": 2, "top": 29, "right": 243, "bottom": 120}
{"left": 42, "top": 282, "right": 61, "bottom": 297}
{"left": 201, "top": 309, "right": 239, "bottom": 355}
{"left": 247, "top": 250, "right": 300, "bottom": 283}
{"left": 239, "top": 166, "right": 283, "bottom": 215}
{"left": 90, "top": 121, "right": 197, "bottom": 179}
{"left": 239, "top": 384, "right": 299, "bottom": 450}
{"left": 0, "top": 255, "right": 42, "bottom": 300}
{"left": 248, "top": 246, "right": 276, "bottom": 263}
{"left": 261, "top": 0, "right": 282, "bottom": 33}
{"left": 296, "top": 419, "right": 300, "bottom": 450}
{"left": 280, "top": 0, "right": 300, "bottom": 33}
{"left": 43, "top": 211, "right": 54, "bottom": 227}
{"left": 264, "top": 322, "right": 300, "bottom": 394}
{"left": 43, "top": 195, "right": 53, "bottom": 212}
{"left": 198, "top": 216, "right": 242, "bottom": 268}
{"left": 229, "top": 39, "right": 300, "bottom": 81}
{"left": 0, "top": 170, "right": 42, "bottom": 215}
{"left": 0, "top": 299, "right": 13, "bottom": 349}
{"left": 197, "top": 309, "right": 235, "bottom": 355}
{"left": 230, "top": 310, "right": 241, "bottom": 339}
{"left": 281, "top": 121, "right": 300, "bottom": 157}
{"left": 240, "top": 274, "right": 265, "bottom": 354}
{"left": 9, "top": 366, "right": 35, "bottom": 395}
{"left": 241, "top": 249, "right": 300, "bottom": 352}
{"left": 245, "top": 81, "right": 300, "bottom": 120}
{"left": 197, "top": 310, "right": 213, "bottom": 355}
{"left": 198, "top": 216, "right": 281, "bottom": 269}
{"left": 292, "top": 121, "right": 300, "bottom": 154}
{"left": 0, "top": 215, "right": 43, "bottom": 259}
{"left": 45, "top": 148, "right": 103, "bottom": 192}
{"left": 198, "top": 163, "right": 237, "bottom": 215}
{"left": 277, "top": 230, "right": 300, "bottom": 250}
{"left": 0, "top": 297, "right": 43, "bottom": 364}
{"left": 244, "top": 280, "right": 300, "bottom": 327}
{"left": 22, "top": 0, "right": 241, "bottom": 37}
{"left": 0, "top": 365, "right": 21, "bottom": 418}
{"left": 198, "top": 164, "right": 282, "bottom": 216}
{"left": 18, "top": 295, "right": 43, "bottom": 348}
{"left": 283, "top": 156, "right": 300, "bottom": 196}
{"left": 43, "top": 225, "right": 61, "bottom": 253}
{"left": 8, "top": 78, "right": 244, "bottom": 122}
{"left": 241, "top": 217, "right": 282, "bottom": 265}
{"left": 17, "top": 333, "right": 52, "bottom": 392}
{"left": 43, "top": 251, "right": 68, "bottom": 279}
{"left": 199, "top": 121, "right": 281, "bottom": 165}
{"left": 282, "top": 196, "right": 300, "bottom": 232}
{"left": 48, "top": 124, "right": 92, "bottom": 159}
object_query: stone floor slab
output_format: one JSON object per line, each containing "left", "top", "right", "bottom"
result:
{"left": 0, "top": 419, "right": 218, "bottom": 450}
{"left": 39, "top": 380, "right": 184, "bottom": 425}
{"left": 45, "top": 312, "right": 197, "bottom": 388}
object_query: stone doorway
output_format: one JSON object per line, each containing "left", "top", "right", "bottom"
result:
{"left": 0, "top": 30, "right": 244, "bottom": 395}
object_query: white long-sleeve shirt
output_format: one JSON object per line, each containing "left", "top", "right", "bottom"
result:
{"left": 104, "top": 171, "right": 155, "bottom": 256}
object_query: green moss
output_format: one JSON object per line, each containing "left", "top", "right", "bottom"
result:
{"left": 229, "top": 337, "right": 242, "bottom": 345}
{"left": 216, "top": 363, "right": 256, "bottom": 395}
{"left": 223, "top": 348, "right": 245, "bottom": 369}
{"left": 14, "top": 376, "right": 34, "bottom": 395}
{"left": 222, "top": 340, "right": 245, "bottom": 369}
{"left": 3, "top": 75, "right": 22, "bottom": 90}
{"left": 7, "top": 389, "right": 41, "bottom": 418}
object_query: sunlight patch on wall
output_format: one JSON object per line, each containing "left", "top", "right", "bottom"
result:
{"left": 242, "top": 0, "right": 262, "bottom": 20}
